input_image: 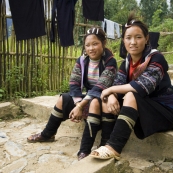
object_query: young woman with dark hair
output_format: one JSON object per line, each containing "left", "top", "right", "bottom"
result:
{"left": 90, "top": 13, "right": 173, "bottom": 160}
{"left": 27, "top": 27, "right": 118, "bottom": 160}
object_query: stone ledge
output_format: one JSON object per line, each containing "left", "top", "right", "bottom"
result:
{"left": 59, "top": 156, "right": 116, "bottom": 173}
{"left": 123, "top": 131, "right": 173, "bottom": 161}
{"left": 0, "top": 102, "right": 20, "bottom": 119}
{"left": 19, "top": 95, "right": 59, "bottom": 121}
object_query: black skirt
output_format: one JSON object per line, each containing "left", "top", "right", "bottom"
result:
{"left": 61, "top": 92, "right": 87, "bottom": 121}
{"left": 132, "top": 92, "right": 173, "bottom": 139}
{"left": 61, "top": 93, "right": 76, "bottom": 121}
{"left": 61, "top": 92, "right": 102, "bottom": 121}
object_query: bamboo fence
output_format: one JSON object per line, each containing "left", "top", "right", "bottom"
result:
{"left": 0, "top": 0, "right": 173, "bottom": 100}
{"left": 0, "top": 0, "right": 100, "bottom": 99}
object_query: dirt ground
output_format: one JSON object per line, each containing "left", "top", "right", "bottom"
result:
{"left": 0, "top": 116, "right": 101, "bottom": 173}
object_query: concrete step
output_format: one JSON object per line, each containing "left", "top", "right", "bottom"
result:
{"left": 19, "top": 95, "right": 59, "bottom": 121}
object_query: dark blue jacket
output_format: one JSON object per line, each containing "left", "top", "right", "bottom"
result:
{"left": 69, "top": 48, "right": 117, "bottom": 98}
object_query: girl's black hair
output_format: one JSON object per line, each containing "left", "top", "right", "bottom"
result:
{"left": 122, "top": 13, "right": 149, "bottom": 40}
{"left": 83, "top": 27, "right": 106, "bottom": 44}
{"left": 81, "top": 27, "right": 107, "bottom": 55}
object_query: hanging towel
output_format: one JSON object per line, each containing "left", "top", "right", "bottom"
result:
{"left": 5, "top": 0, "right": 11, "bottom": 15}
{"left": 114, "top": 22, "right": 121, "bottom": 38}
{"left": 9, "top": 0, "right": 46, "bottom": 41}
{"left": 50, "top": 0, "right": 78, "bottom": 47}
{"left": 82, "top": 0, "right": 104, "bottom": 21}
{"left": 102, "top": 19, "right": 115, "bottom": 39}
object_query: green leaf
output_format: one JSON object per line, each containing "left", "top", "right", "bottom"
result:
{"left": 0, "top": 89, "right": 4, "bottom": 93}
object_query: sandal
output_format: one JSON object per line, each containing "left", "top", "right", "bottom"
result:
{"left": 27, "top": 133, "right": 55, "bottom": 143}
{"left": 90, "top": 146, "right": 120, "bottom": 160}
{"left": 77, "top": 152, "right": 89, "bottom": 161}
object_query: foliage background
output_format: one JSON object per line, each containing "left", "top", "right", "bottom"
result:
{"left": 104, "top": 0, "right": 173, "bottom": 54}
{"left": 0, "top": 0, "right": 173, "bottom": 101}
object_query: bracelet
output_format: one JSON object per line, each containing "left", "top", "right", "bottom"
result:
{"left": 76, "top": 103, "right": 83, "bottom": 111}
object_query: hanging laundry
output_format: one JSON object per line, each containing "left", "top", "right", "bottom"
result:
{"left": 114, "top": 22, "right": 121, "bottom": 38}
{"left": 4, "top": 0, "right": 11, "bottom": 15}
{"left": 102, "top": 19, "right": 121, "bottom": 39}
{"left": 50, "top": 0, "right": 78, "bottom": 47}
{"left": 149, "top": 32, "right": 160, "bottom": 49}
{"left": 8, "top": 0, "right": 46, "bottom": 41}
{"left": 82, "top": 0, "right": 104, "bottom": 21}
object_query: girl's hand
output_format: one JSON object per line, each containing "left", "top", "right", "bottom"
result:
{"left": 101, "top": 88, "right": 112, "bottom": 102}
{"left": 107, "top": 94, "right": 120, "bottom": 115}
{"left": 69, "top": 104, "right": 83, "bottom": 123}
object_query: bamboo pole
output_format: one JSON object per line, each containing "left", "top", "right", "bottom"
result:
{"left": 0, "top": 0, "right": 3, "bottom": 88}
{"left": 23, "top": 40, "right": 27, "bottom": 95}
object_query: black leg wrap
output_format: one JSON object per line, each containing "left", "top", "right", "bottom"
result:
{"left": 41, "top": 107, "right": 63, "bottom": 138}
{"left": 100, "top": 113, "right": 116, "bottom": 146}
{"left": 78, "top": 113, "right": 101, "bottom": 155}
{"left": 120, "top": 106, "right": 138, "bottom": 122}
{"left": 106, "top": 106, "right": 138, "bottom": 154}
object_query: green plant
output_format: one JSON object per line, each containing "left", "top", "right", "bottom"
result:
{"left": 60, "top": 80, "right": 70, "bottom": 93}
{"left": 31, "top": 60, "right": 48, "bottom": 92}
{"left": 5, "top": 65, "right": 25, "bottom": 90}
{"left": 45, "top": 91, "right": 58, "bottom": 96}
{"left": 0, "top": 89, "right": 5, "bottom": 101}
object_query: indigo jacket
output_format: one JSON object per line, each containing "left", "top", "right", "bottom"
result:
{"left": 69, "top": 48, "right": 117, "bottom": 99}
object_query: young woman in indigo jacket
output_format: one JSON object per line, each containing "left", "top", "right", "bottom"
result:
{"left": 90, "top": 13, "right": 173, "bottom": 160}
{"left": 27, "top": 27, "right": 118, "bottom": 160}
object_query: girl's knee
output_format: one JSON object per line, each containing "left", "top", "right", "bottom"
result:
{"left": 123, "top": 92, "right": 137, "bottom": 109}
{"left": 124, "top": 92, "right": 135, "bottom": 101}
{"left": 56, "top": 95, "right": 63, "bottom": 109}
{"left": 89, "top": 98, "right": 101, "bottom": 114}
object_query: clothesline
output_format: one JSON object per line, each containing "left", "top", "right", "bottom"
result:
{"left": 75, "top": 23, "right": 100, "bottom": 27}
{"left": 76, "top": 21, "right": 173, "bottom": 36}
{"left": 160, "top": 32, "right": 173, "bottom": 36}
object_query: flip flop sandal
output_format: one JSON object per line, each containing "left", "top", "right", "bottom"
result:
{"left": 27, "top": 133, "right": 55, "bottom": 143}
{"left": 90, "top": 146, "right": 120, "bottom": 160}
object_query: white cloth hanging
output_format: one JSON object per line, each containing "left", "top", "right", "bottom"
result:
{"left": 102, "top": 18, "right": 121, "bottom": 39}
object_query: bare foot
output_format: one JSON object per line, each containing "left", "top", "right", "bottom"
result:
{"left": 105, "top": 145, "right": 120, "bottom": 157}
